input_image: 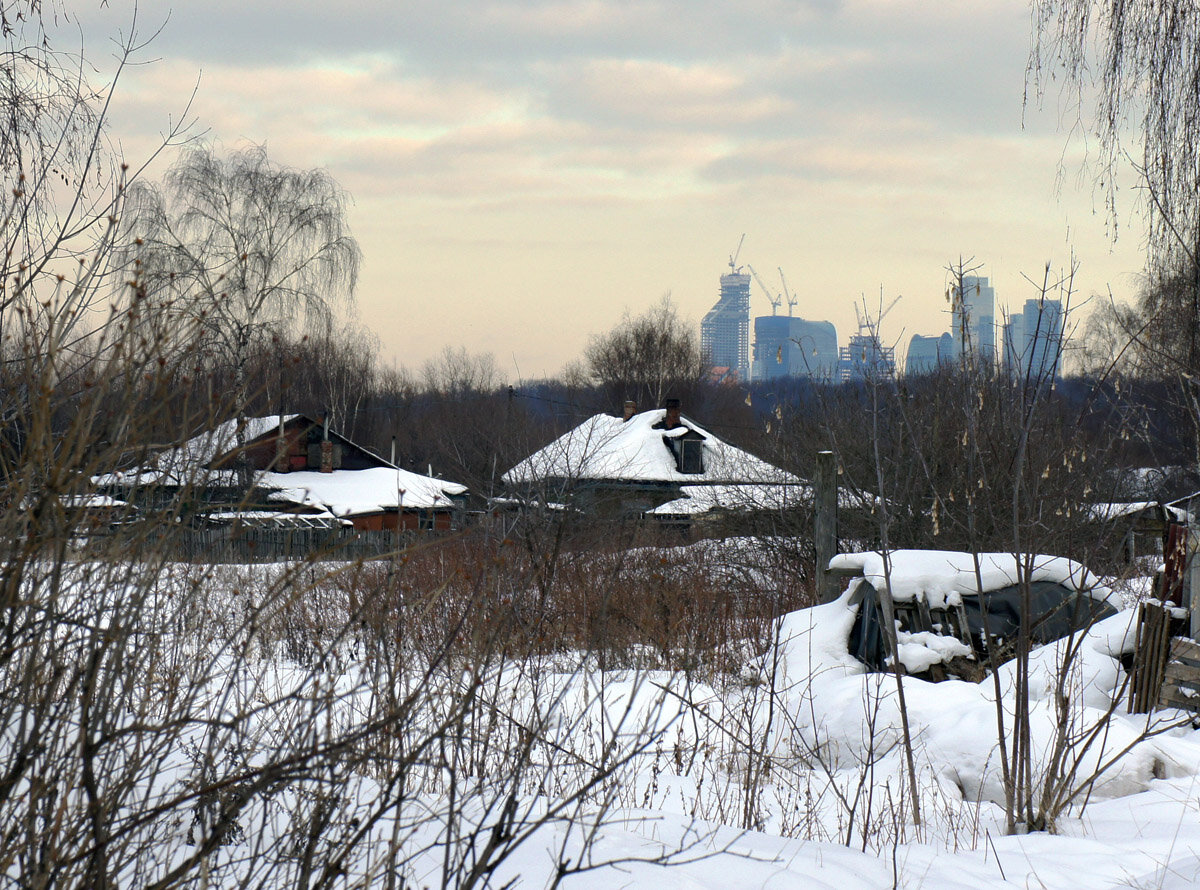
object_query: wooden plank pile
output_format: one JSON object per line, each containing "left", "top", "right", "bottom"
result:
{"left": 1159, "top": 637, "right": 1200, "bottom": 715}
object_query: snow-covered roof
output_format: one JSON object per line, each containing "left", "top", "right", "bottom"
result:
{"left": 58, "top": 494, "right": 130, "bottom": 509}
{"left": 647, "top": 483, "right": 802, "bottom": 515}
{"left": 203, "top": 510, "right": 349, "bottom": 529}
{"left": 829, "top": 549, "right": 1115, "bottom": 608}
{"left": 1082, "top": 501, "right": 1162, "bottom": 522}
{"left": 93, "top": 416, "right": 470, "bottom": 514}
{"left": 260, "top": 467, "right": 467, "bottom": 517}
{"left": 95, "top": 415, "right": 300, "bottom": 486}
{"left": 503, "top": 408, "right": 797, "bottom": 486}
{"left": 487, "top": 496, "right": 574, "bottom": 513}
{"left": 648, "top": 480, "right": 874, "bottom": 516}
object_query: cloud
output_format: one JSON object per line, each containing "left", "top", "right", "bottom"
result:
{"left": 71, "top": 0, "right": 1140, "bottom": 375}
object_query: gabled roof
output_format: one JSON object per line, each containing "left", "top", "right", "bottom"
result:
{"left": 96, "top": 414, "right": 302, "bottom": 487}
{"left": 502, "top": 408, "right": 797, "bottom": 486}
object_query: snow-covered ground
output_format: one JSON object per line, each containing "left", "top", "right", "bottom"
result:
{"left": 6, "top": 550, "right": 1200, "bottom": 888}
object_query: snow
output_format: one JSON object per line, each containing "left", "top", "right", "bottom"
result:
{"left": 894, "top": 630, "right": 973, "bottom": 673}
{"left": 15, "top": 556, "right": 1200, "bottom": 889}
{"left": 1083, "top": 501, "right": 1160, "bottom": 521}
{"left": 96, "top": 414, "right": 300, "bottom": 486}
{"left": 647, "top": 481, "right": 873, "bottom": 515}
{"left": 260, "top": 466, "right": 466, "bottom": 515}
{"left": 829, "top": 549, "right": 1117, "bottom": 608}
{"left": 503, "top": 408, "right": 798, "bottom": 485}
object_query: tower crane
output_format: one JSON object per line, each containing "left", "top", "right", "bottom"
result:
{"left": 727, "top": 233, "right": 746, "bottom": 274}
{"left": 748, "top": 265, "right": 782, "bottom": 315}
{"left": 855, "top": 293, "right": 902, "bottom": 336}
{"left": 778, "top": 267, "right": 799, "bottom": 316}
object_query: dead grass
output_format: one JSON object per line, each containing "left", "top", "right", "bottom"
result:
{"left": 273, "top": 531, "right": 813, "bottom": 681}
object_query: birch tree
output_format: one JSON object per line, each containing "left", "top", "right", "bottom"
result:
{"left": 123, "top": 145, "right": 361, "bottom": 472}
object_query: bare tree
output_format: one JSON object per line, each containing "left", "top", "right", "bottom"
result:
{"left": 419, "top": 345, "right": 501, "bottom": 397}
{"left": 582, "top": 295, "right": 709, "bottom": 411}
{"left": 1031, "top": 0, "right": 1200, "bottom": 267}
{"left": 121, "top": 144, "right": 361, "bottom": 474}
{"left": 0, "top": 12, "right": 709, "bottom": 881}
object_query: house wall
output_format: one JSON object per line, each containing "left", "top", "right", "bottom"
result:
{"left": 572, "top": 482, "right": 681, "bottom": 520}
{"left": 241, "top": 427, "right": 312, "bottom": 471}
{"left": 347, "top": 510, "right": 454, "bottom": 532}
{"left": 238, "top": 417, "right": 389, "bottom": 473}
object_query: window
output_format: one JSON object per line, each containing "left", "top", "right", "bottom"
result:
{"left": 679, "top": 438, "right": 704, "bottom": 474}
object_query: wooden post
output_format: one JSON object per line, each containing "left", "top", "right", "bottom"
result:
{"left": 814, "top": 450, "right": 838, "bottom": 603}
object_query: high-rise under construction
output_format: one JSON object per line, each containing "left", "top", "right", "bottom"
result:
{"left": 702, "top": 271, "right": 750, "bottom": 382}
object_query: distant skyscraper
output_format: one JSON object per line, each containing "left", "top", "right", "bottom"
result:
{"left": 1003, "top": 298, "right": 1064, "bottom": 380}
{"left": 905, "top": 332, "right": 954, "bottom": 375}
{"left": 752, "top": 316, "right": 839, "bottom": 380}
{"left": 840, "top": 332, "right": 895, "bottom": 381}
{"left": 952, "top": 275, "right": 996, "bottom": 363}
{"left": 702, "top": 271, "right": 751, "bottom": 381}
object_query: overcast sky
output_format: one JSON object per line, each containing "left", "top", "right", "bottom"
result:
{"left": 79, "top": 0, "right": 1144, "bottom": 380}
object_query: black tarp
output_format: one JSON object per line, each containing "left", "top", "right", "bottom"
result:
{"left": 847, "top": 578, "right": 1118, "bottom": 671}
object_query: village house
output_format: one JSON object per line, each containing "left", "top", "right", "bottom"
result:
{"left": 502, "top": 399, "right": 801, "bottom": 525}
{"left": 96, "top": 413, "right": 468, "bottom": 532}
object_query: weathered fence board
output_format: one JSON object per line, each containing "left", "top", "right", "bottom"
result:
{"left": 1130, "top": 602, "right": 1173, "bottom": 714}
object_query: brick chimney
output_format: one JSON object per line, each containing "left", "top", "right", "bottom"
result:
{"left": 274, "top": 416, "right": 289, "bottom": 473}
{"left": 320, "top": 411, "right": 333, "bottom": 473}
{"left": 663, "top": 397, "right": 681, "bottom": 429}
{"left": 622, "top": 400, "right": 637, "bottom": 422}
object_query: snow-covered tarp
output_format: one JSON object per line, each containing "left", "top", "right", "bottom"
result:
{"left": 830, "top": 549, "right": 1117, "bottom": 609}
{"left": 828, "top": 550, "right": 1120, "bottom": 673}
{"left": 503, "top": 408, "right": 798, "bottom": 486}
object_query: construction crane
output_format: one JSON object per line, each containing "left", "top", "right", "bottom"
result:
{"left": 854, "top": 293, "right": 902, "bottom": 336}
{"left": 727, "top": 233, "right": 746, "bottom": 274}
{"left": 778, "top": 267, "right": 799, "bottom": 316}
{"left": 748, "top": 265, "right": 782, "bottom": 315}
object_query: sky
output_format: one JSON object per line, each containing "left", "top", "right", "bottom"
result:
{"left": 74, "top": 0, "right": 1145, "bottom": 381}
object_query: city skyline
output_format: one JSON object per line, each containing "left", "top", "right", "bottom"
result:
{"left": 84, "top": 0, "right": 1144, "bottom": 380}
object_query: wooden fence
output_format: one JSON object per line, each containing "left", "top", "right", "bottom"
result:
{"left": 84, "top": 526, "right": 423, "bottom": 564}
{"left": 1129, "top": 601, "right": 1200, "bottom": 717}
{"left": 1130, "top": 602, "right": 1175, "bottom": 713}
